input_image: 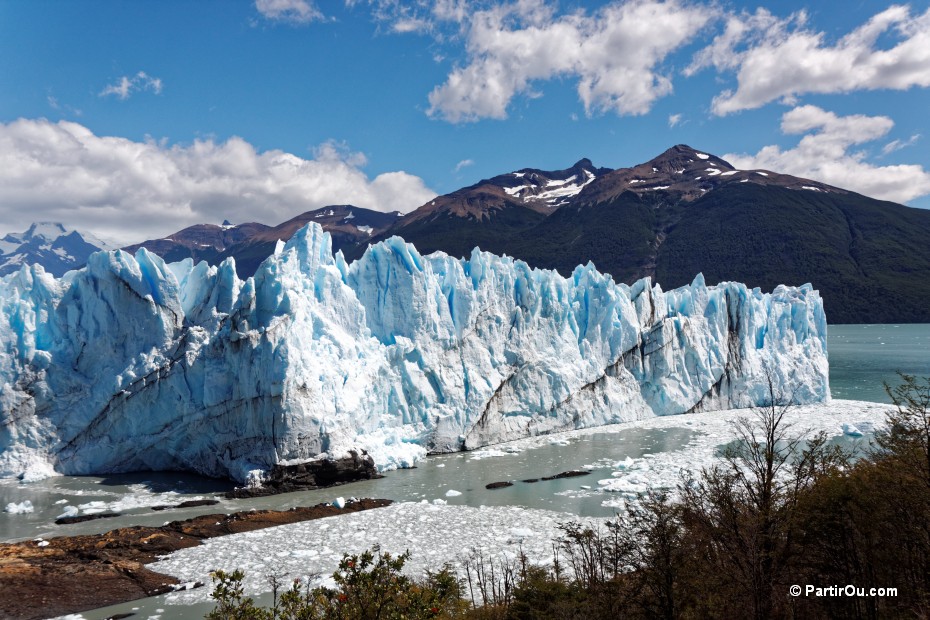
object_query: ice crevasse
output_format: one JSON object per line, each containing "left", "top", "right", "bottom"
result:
{"left": 0, "top": 223, "right": 829, "bottom": 483}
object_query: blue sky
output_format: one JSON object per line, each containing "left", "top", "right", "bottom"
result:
{"left": 1, "top": 0, "right": 928, "bottom": 243}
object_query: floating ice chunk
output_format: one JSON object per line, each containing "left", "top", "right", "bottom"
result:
{"left": 842, "top": 423, "right": 864, "bottom": 437}
{"left": 333, "top": 497, "right": 346, "bottom": 509}
{"left": 57, "top": 505, "right": 79, "bottom": 519}
{"left": 445, "top": 489, "right": 462, "bottom": 497}
{"left": 4, "top": 500, "right": 34, "bottom": 514}
{"left": 614, "top": 456, "right": 635, "bottom": 470}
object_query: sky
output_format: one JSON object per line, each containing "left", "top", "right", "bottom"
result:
{"left": 1, "top": 0, "right": 929, "bottom": 244}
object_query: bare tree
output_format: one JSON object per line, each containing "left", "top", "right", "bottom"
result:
{"left": 680, "top": 366, "right": 848, "bottom": 620}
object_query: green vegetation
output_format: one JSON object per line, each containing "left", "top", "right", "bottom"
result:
{"left": 208, "top": 375, "right": 930, "bottom": 619}
{"left": 207, "top": 548, "right": 467, "bottom": 619}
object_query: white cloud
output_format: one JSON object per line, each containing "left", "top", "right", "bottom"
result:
{"left": 426, "top": 0, "right": 713, "bottom": 122}
{"left": 0, "top": 119, "right": 436, "bottom": 244}
{"left": 724, "top": 105, "right": 930, "bottom": 204}
{"left": 881, "top": 134, "right": 920, "bottom": 156}
{"left": 99, "top": 71, "right": 163, "bottom": 100}
{"left": 454, "top": 158, "right": 474, "bottom": 172}
{"left": 351, "top": 0, "right": 473, "bottom": 30}
{"left": 689, "top": 5, "right": 930, "bottom": 115}
{"left": 668, "top": 113, "right": 682, "bottom": 128}
{"left": 255, "top": 0, "right": 324, "bottom": 23}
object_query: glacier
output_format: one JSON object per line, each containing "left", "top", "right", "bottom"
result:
{"left": 0, "top": 223, "right": 829, "bottom": 484}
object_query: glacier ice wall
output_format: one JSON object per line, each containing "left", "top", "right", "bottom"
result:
{"left": 0, "top": 223, "right": 829, "bottom": 483}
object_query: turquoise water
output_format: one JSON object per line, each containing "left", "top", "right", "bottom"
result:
{"left": 828, "top": 324, "right": 930, "bottom": 403}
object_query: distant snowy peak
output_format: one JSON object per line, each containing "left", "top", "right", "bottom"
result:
{"left": 0, "top": 222, "right": 116, "bottom": 277}
{"left": 502, "top": 158, "right": 609, "bottom": 208}
{"left": 403, "top": 158, "right": 611, "bottom": 225}
{"left": 576, "top": 145, "right": 841, "bottom": 205}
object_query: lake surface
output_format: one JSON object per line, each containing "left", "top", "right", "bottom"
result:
{"left": 0, "top": 427, "right": 695, "bottom": 543}
{"left": 828, "top": 324, "right": 930, "bottom": 403}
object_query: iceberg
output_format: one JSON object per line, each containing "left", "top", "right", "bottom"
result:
{"left": 0, "top": 223, "right": 829, "bottom": 483}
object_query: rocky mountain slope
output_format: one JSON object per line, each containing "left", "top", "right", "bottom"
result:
{"left": 369, "top": 145, "right": 930, "bottom": 324}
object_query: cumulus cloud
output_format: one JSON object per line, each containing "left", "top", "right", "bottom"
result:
{"left": 99, "top": 71, "right": 164, "bottom": 100}
{"left": 689, "top": 5, "right": 930, "bottom": 115}
{"left": 0, "top": 119, "right": 436, "bottom": 244}
{"left": 724, "top": 105, "right": 930, "bottom": 204}
{"left": 255, "top": 0, "right": 324, "bottom": 23}
{"left": 426, "top": 0, "right": 713, "bottom": 122}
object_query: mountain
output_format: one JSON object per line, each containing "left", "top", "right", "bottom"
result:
{"left": 127, "top": 205, "right": 400, "bottom": 278}
{"left": 374, "top": 145, "right": 930, "bottom": 324}
{"left": 0, "top": 222, "right": 116, "bottom": 277}
{"left": 215, "top": 205, "right": 401, "bottom": 277}
{"left": 16, "top": 146, "right": 927, "bottom": 325}
{"left": 122, "top": 220, "right": 272, "bottom": 266}
{"left": 358, "top": 158, "right": 611, "bottom": 259}
{"left": 0, "top": 222, "right": 827, "bottom": 483}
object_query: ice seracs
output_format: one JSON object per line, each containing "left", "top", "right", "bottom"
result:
{"left": 0, "top": 223, "right": 829, "bottom": 484}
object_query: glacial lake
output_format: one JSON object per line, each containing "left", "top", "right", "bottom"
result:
{"left": 0, "top": 323, "right": 926, "bottom": 619}
{"left": 827, "top": 323, "right": 930, "bottom": 403}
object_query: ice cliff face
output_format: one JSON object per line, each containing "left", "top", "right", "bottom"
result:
{"left": 0, "top": 223, "right": 829, "bottom": 483}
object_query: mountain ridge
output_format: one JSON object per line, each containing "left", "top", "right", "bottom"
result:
{"left": 4, "top": 145, "right": 929, "bottom": 323}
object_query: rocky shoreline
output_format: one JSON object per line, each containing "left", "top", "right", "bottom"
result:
{"left": 0, "top": 498, "right": 392, "bottom": 620}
